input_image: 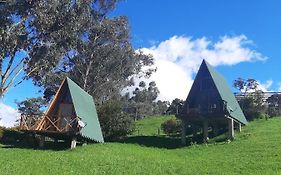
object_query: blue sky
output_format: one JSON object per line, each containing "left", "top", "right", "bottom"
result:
{"left": 112, "top": 0, "right": 281, "bottom": 100}
{"left": 1, "top": 0, "right": 281, "bottom": 126}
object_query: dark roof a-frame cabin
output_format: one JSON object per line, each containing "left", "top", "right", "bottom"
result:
{"left": 181, "top": 59, "right": 247, "bottom": 125}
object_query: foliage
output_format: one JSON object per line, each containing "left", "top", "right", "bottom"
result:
{"left": 238, "top": 96, "right": 265, "bottom": 121}
{"left": 1, "top": 0, "right": 155, "bottom": 105}
{"left": 267, "top": 93, "right": 281, "bottom": 117}
{"left": 161, "top": 117, "right": 182, "bottom": 135}
{"left": 0, "top": 126, "right": 4, "bottom": 141}
{"left": 124, "top": 81, "right": 168, "bottom": 120}
{"left": 233, "top": 78, "right": 266, "bottom": 120}
{"left": 166, "top": 98, "right": 185, "bottom": 115}
{"left": 16, "top": 97, "right": 47, "bottom": 115}
{"left": 233, "top": 78, "right": 259, "bottom": 94}
{"left": 97, "top": 100, "right": 135, "bottom": 140}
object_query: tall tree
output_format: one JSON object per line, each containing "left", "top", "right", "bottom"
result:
{"left": 233, "top": 78, "right": 265, "bottom": 120}
{"left": 16, "top": 97, "right": 47, "bottom": 115}
{"left": 166, "top": 98, "right": 185, "bottom": 115}
{"left": 1, "top": 0, "right": 155, "bottom": 104}
{"left": 125, "top": 81, "right": 162, "bottom": 120}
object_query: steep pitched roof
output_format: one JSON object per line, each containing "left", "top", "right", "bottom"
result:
{"left": 203, "top": 60, "right": 248, "bottom": 124}
{"left": 46, "top": 77, "right": 104, "bottom": 142}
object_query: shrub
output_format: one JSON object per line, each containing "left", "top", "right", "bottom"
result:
{"left": 161, "top": 118, "right": 181, "bottom": 135}
{"left": 0, "top": 126, "right": 4, "bottom": 141}
{"left": 97, "top": 100, "right": 135, "bottom": 140}
{"left": 238, "top": 96, "right": 266, "bottom": 121}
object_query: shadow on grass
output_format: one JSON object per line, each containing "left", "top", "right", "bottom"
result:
{"left": 0, "top": 140, "right": 71, "bottom": 151}
{"left": 118, "top": 136, "right": 183, "bottom": 149}
{"left": 117, "top": 132, "right": 229, "bottom": 149}
{"left": 0, "top": 130, "right": 93, "bottom": 151}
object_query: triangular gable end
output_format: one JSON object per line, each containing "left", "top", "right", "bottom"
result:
{"left": 185, "top": 60, "right": 223, "bottom": 118}
{"left": 204, "top": 60, "right": 247, "bottom": 125}
{"left": 184, "top": 60, "right": 247, "bottom": 125}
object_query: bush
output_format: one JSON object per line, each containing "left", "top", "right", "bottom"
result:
{"left": 0, "top": 127, "right": 22, "bottom": 144}
{"left": 0, "top": 126, "right": 4, "bottom": 141}
{"left": 161, "top": 118, "right": 181, "bottom": 135}
{"left": 98, "top": 100, "right": 135, "bottom": 140}
{"left": 238, "top": 96, "right": 266, "bottom": 121}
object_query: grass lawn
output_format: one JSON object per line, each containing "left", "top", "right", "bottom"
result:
{"left": 1, "top": 116, "right": 281, "bottom": 174}
{"left": 131, "top": 115, "right": 174, "bottom": 136}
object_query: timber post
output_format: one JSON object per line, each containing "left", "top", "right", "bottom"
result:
{"left": 70, "top": 137, "right": 77, "bottom": 149}
{"left": 228, "top": 118, "right": 234, "bottom": 140}
{"left": 238, "top": 122, "right": 242, "bottom": 132}
{"left": 203, "top": 120, "right": 208, "bottom": 142}
{"left": 213, "top": 124, "right": 219, "bottom": 136}
{"left": 38, "top": 135, "right": 45, "bottom": 148}
{"left": 181, "top": 120, "right": 186, "bottom": 146}
{"left": 192, "top": 125, "right": 197, "bottom": 138}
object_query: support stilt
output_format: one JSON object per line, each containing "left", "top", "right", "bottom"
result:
{"left": 181, "top": 120, "right": 186, "bottom": 146}
{"left": 70, "top": 137, "right": 77, "bottom": 149}
{"left": 228, "top": 118, "right": 234, "bottom": 140}
{"left": 213, "top": 124, "right": 219, "bottom": 136}
{"left": 203, "top": 120, "right": 208, "bottom": 142}
{"left": 238, "top": 122, "right": 242, "bottom": 132}
{"left": 38, "top": 136, "right": 45, "bottom": 148}
{"left": 192, "top": 125, "right": 197, "bottom": 138}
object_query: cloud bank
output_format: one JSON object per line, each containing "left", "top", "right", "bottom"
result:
{"left": 0, "top": 103, "right": 20, "bottom": 127}
{"left": 140, "top": 35, "right": 267, "bottom": 101}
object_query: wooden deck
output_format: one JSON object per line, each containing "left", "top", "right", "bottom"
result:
{"left": 19, "top": 114, "right": 79, "bottom": 134}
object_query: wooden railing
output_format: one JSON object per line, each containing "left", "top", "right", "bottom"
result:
{"left": 20, "top": 114, "right": 79, "bottom": 133}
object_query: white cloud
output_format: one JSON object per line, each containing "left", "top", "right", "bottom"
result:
{"left": 139, "top": 35, "right": 267, "bottom": 101}
{"left": 277, "top": 83, "right": 281, "bottom": 92}
{"left": 258, "top": 80, "right": 273, "bottom": 92}
{"left": 0, "top": 103, "right": 20, "bottom": 128}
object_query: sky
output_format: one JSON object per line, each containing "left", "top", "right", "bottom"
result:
{"left": 1, "top": 0, "right": 281, "bottom": 126}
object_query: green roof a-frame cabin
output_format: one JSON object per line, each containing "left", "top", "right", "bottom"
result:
{"left": 180, "top": 59, "right": 247, "bottom": 145}
{"left": 20, "top": 77, "right": 104, "bottom": 148}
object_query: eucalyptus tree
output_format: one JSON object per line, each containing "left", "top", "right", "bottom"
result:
{"left": 1, "top": 0, "right": 154, "bottom": 104}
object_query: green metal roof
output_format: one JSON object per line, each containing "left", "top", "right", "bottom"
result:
{"left": 204, "top": 60, "right": 248, "bottom": 125}
{"left": 66, "top": 77, "right": 104, "bottom": 142}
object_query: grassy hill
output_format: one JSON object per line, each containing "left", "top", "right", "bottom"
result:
{"left": 131, "top": 115, "right": 174, "bottom": 136}
{"left": 1, "top": 116, "right": 281, "bottom": 174}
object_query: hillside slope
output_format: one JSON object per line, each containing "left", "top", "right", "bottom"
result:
{"left": 0, "top": 117, "right": 281, "bottom": 174}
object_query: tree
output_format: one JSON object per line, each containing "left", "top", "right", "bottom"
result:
{"left": 267, "top": 94, "right": 281, "bottom": 117}
{"left": 16, "top": 97, "right": 47, "bottom": 116}
{"left": 233, "top": 78, "right": 259, "bottom": 95}
{"left": 153, "top": 100, "right": 169, "bottom": 115}
{"left": 97, "top": 100, "right": 134, "bottom": 140}
{"left": 166, "top": 98, "right": 185, "bottom": 115}
{"left": 233, "top": 78, "right": 265, "bottom": 120}
{"left": 125, "top": 81, "right": 162, "bottom": 120}
{"left": 10, "top": 0, "right": 154, "bottom": 105}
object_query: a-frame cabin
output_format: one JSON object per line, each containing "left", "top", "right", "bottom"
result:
{"left": 180, "top": 60, "right": 247, "bottom": 144}
{"left": 20, "top": 77, "right": 104, "bottom": 148}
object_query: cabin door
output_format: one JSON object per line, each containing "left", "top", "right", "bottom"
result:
{"left": 58, "top": 104, "right": 73, "bottom": 131}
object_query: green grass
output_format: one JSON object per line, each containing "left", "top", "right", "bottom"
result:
{"left": 131, "top": 115, "right": 174, "bottom": 136}
{"left": 1, "top": 117, "right": 281, "bottom": 174}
